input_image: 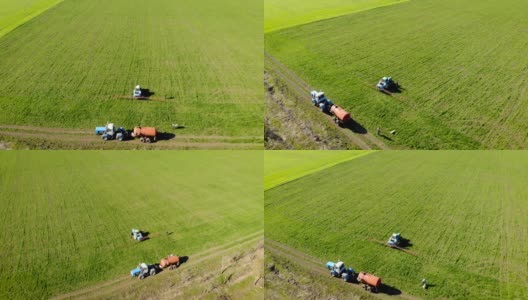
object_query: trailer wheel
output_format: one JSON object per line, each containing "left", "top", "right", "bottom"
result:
{"left": 145, "top": 137, "right": 151, "bottom": 143}
{"left": 139, "top": 137, "right": 145, "bottom": 143}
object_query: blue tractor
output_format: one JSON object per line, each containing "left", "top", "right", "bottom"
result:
{"left": 311, "top": 90, "right": 334, "bottom": 113}
{"left": 130, "top": 263, "right": 161, "bottom": 280}
{"left": 387, "top": 232, "right": 402, "bottom": 247}
{"left": 95, "top": 123, "right": 127, "bottom": 141}
{"left": 326, "top": 261, "right": 357, "bottom": 282}
{"left": 134, "top": 85, "right": 142, "bottom": 98}
{"left": 131, "top": 229, "right": 148, "bottom": 241}
{"left": 376, "top": 77, "right": 399, "bottom": 92}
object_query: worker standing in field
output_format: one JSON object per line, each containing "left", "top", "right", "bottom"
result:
{"left": 377, "top": 127, "right": 381, "bottom": 136}
{"left": 422, "top": 278, "right": 428, "bottom": 289}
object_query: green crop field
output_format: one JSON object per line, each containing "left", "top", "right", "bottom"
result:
{"left": 0, "top": 0, "right": 63, "bottom": 38}
{"left": 264, "top": 150, "right": 372, "bottom": 190}
{"left": 265, "top": 0, "right": 528, "bottom": 149}
{"left": 265, "top": 151, "right": 528, "bottom": 299}
{"left": 0, "top": 0, "right": 262, "bottom": 147}
{"left": 0, "top": 151, "right": 263, "bottom": 299}
{"left": 264, "top": 0, "right": 407, "bottom": 33}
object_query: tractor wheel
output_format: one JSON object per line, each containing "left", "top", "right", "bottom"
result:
{"left": 102, "top": 135, "right": 108, "bottom": 141}
{"left": 150, "top": 269, "right": 156, "bottom": 276}
{"left": 139, "top": 275, "right": 144, "bottom": 280}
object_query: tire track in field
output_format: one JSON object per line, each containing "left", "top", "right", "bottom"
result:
{"left": 0, "top": 125, "right": 261, "bottom": 149}
{"left": 265, "top": 52, "right": 390, "bottom": 150}
{"left": 52, "top": 231, "right": 263, "bottom": 300}
{"left": 266, "top": 239, "right": 420, "bottom": 300}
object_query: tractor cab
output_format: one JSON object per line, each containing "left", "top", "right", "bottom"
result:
{"left": 377, "top": 76, "right": 397, "bottom": 91}
{"left": 133, "top": 85, "right": 142, "bottom": 98}
{"left": 310, "top": 90, "right": 334, "bottom": 113}
{"left": 335, "top": 261, "right": 345, "bottom": 272}
{"left": 106, "top": 123, "right": 116, "bottom": 135}
{"left": 387, "top": 232, "right": 401, "bottom": 246}
{"left": 311, "top": 91, "right": 327, "bottom": 104}
{"left": 131, "top": 228, "right": 147, "bottom": 241}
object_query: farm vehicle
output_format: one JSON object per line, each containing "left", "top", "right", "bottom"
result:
{"left": 131, "top": 126, "right": 157, "bottom": 143}
{"left": 130, "top": 263, "right": 161, "bottom": 280}
{"left": 131, "top": 229, "right": 148, "bottom": 241}
{"left": 325, "top": 261, "right": 382, "bottom": 293}
{"left": 311, "top": 90, "right": 334, "bottom": 113}
{"left": 330, "top": 105, "right": 351, "bottom": 127}
{"left": 160, "top": 254, "right": 180, "bottom": 270}
{"left": 387, "top": 232, "right": 402, "bottom": 247}
{"left": 95, "top": 123, "right": 127, "bottom": 141}
{"left": 326, "top": 261, "right": 357, "bottom": 282}
{"left": 310, "top": 91, "right": 351, "bottom": 126}
{"left": 134, "top": 85, "right": 142, "bottom": 98}
{"left": 133, "top": 84, "right": 151, "bottom": 100}
{"left": 94, "top": 125, "right": 158, "bottom": 143}
{"left": 358, "top": 272, "right": 382, "bottom": 293}
{"left": 376, "top": 77, "right": 399, "bottom": 93}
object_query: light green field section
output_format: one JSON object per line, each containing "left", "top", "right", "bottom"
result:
{"left": 0, "top": 151, "right": 263, "bottom": 299}
{"left": 266, "top": 151, "right": 528, "bottom": 299}
{"left": 264, "top": 150, "right": 372, "bottom": 190}
{"left": 264, "top": 0, "right": 408, "bottom": 32}
{"left": 266, "top": 0, "right": 528, "bottom": 149}
{"left": 0, "top": 0, "right": 63, "bottom": 38}
{"left": 0, "top": 0, "right": 262, "bottom": 141}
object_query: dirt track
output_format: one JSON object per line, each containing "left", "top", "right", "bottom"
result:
{"left": 265, "top": 52, "right": 390, "bottom": 150}
{"left": 266, "top": 239, "right": 420, "bottom": 300}
{"left": 52, "top": 231, "right": 263, "bottom": 300}
{"left": 0, "top": 125, "right": 261, "bottom": 149}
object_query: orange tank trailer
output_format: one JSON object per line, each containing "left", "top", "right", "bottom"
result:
{"left": 358, "top": 272, "right": 381, "bottom": 292}
{"left": 330, "top": 105, "right": 351, "bottom": 126}
{"left": 132, "top": 126, "right": 157, "bottom": 143}
{"left": 160, "top": 254, "right": 180, "bottom": 270}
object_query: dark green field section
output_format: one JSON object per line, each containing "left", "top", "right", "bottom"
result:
{"left": 265, "top": 0, "right": 528, "bottom": 149}
{"left": 265, "top": 151, "right": 528, "bottom": 299}
{"left": 0, "top": 0, "right": 262, "bottom": 139}
{"left": 0, "top": 151, "right": 263, "bottom": 299}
